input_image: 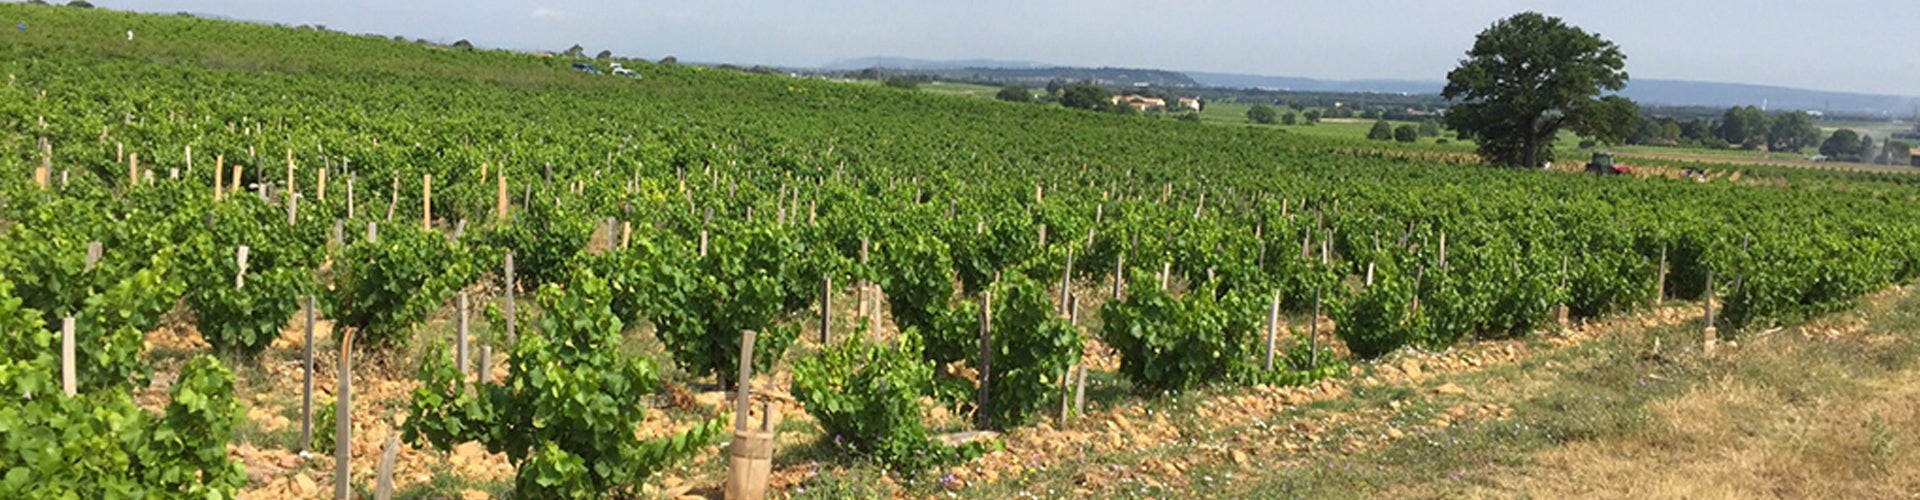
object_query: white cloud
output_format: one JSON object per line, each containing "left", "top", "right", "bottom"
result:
{"left": 531, "top": 8, "right": 570, "bottom": 21}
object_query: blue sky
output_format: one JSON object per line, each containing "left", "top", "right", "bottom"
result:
{"left": 101, "top": 0, "right": 1920, "bottom": 96}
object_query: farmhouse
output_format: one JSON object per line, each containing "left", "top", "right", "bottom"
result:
{"left": 1109, "top": 94, "right": 1167, "bottom": 110}
{"left": 1177, "top": 97, "right": 1202, "bottom": 111}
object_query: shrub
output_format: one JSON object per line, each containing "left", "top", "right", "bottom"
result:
{"left": 404, "top": 271, "right": 726, "bottom": 499}
{"left": 329, "top": 223, "right": 483, "bottom": 350}
{"left": 0, "top": 277, "right": 245, "bottom": 498}
{"left": 646, "top": 222, "right": 800, "bottom": 388}
{"left": 1334, "top": 274, "right": 1423, "bottom": 359}
{"left": 792, "top": 330, "right": 976, "bottom": 472}
{"left": 1099, "top": 276, "right": 1257, "bottom": 392}
{"left": 971, "top": 277, "right": 1081, "bottom": 428}
{"left": 180, "top": 198, "right": 319, "bottom": 358}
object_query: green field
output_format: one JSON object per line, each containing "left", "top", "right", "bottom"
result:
{"left": 6, "top": 4, "right": 1920, "bottom": 500}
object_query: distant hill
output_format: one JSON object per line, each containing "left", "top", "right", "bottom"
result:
{"left": 1615, "top": 80, "right": 1920, "bottom": 116}
{"left": 1185, "top": 72, "right": 1919, "bottom": 115}
{"left": 825, "top": 57, "right": 1920, "bottom": 115}
{"left": 821, "top": 56, "right": 1052, "bottom": 71}
{"left": 1183, "top": 72, "right": 1440, "bottom": 95}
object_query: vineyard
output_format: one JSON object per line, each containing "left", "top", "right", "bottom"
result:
{"left": 5, "top": 4, "right": 1920, "bottom": 499}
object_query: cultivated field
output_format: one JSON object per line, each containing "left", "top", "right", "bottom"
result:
{"left": 3, "top": 4, "right": 1918, "bottom": 499}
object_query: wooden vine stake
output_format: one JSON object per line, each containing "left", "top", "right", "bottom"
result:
{"left": 286, "top": 149, "right": 296, "bottom": 198}
{"left": 335, "top": 327, "right": 355, "bottom": 500}
{"left": 61, "top": 317, "right": 76, "bottom": 397}
{"left": 1059, "top": 247, "right": 1075, "bottom": 316}
{"left": 1653, "top": 244, "right": 1668, "bottom": 308}
{"left": 725, "top": 330, "right": 773, "bottom": 500}
{"left": 302, "top": 296, "right": 316, "bottom": 454}
{"left": 857, "top": 236, "right": 870, "bottom": 325}
{"left": 317, "top": 163, "right": 327, "bottom": 202}
{"left": 235, "top": 246, "right": 250, "bottom": 290}
{"left": 1309, "top": 286, "right": 1322, "bottom": 368}
{"left": 975, "top": 289, "right": 995, "bottom": 430}
{"left": 422, "top": 174, "right": 433, "bottom": 231}
{"left": 35, "top": 141, "right": 51, "bottom": 189}
{"left": 385, "top": 176, "right": 398, "bottom": 222}
{"left": 477, "top": 346, "right": 492, "bottom": 383}
{"left": 374, "top": 435, "right": 398, "bottom": 500}
{"left": 819, "top": 275, "right": 832, "bottom": 344}
{"left": 496, "top": 173, "right": 509, "bottom": 222}
{"left": 1264, "top": 289, "right": 1282, "bottom": 371}
{"left": 85, "top": 241, "right": 102, "bottom": 272}
{"left": 230, "top": 163, "right": 243, "bottom": 196}
{"left": 504, "top": 253, "right": 517, "bottom": 344}
{"left": 457, "top": 292, "right": 470, "bottom": 378}
{"left": 1060, "top": 296, "right": 1080, "bottom": 425}
{"left": 1703, "top": 270, "right": 1718, "bottom": 356}
{"left": 347, "top": 173, "right": 356, "bottom": 219}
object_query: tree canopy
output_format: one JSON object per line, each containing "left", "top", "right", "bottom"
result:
{"left": 1768, "top": 111, "right": 1819, "bottom": 152}
{"left": 996, "top": 85, "right": 1032, "bottom": 103}
{"left": 1442, "top": 12, "right": 1630, "bottom": 168}
{"left": 1719, "top": 106, "right": 1767, "bottom": 147}
{"left": 1246, "top": 105, "right": 1277, "bottom": 124}
{"left": 1367, "top": 119, "right": 1393, "bottom": 141}
{"left": 1821, "top": 129, "right": 1862, "bottom": 159}
{"left": 1060, "top": 84, "right": 1110, "bottom": 111}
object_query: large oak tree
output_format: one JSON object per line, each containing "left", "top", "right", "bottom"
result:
{"left": 1444, "top": 12, "right": 1630, "bottom": 168}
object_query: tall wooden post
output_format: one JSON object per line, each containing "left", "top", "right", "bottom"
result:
{"left": 374, "top": 436, "right": 398, "bottom": 500}
{"left": 1703, "top": 270, "right": 1718, "bottom": 355}
{"left": 421, "top": 174, "right": 432, "bottom": 231}
{"left": 457, "top": 292, "right": 470, "bottom": 378}
{"left": 1059, "top": 247, "right": 1074, "bottom": 316}
{"left": 317, "top": 164, "right": 327, "bottom": 202}
{"left": 335, "top": 330, "right": 354, "bottom": 500}
{"left": 496, "top": 173, "right": 509, "bottom": 222}
{"left": 286, "top": 148, "right": 296, "bottom": 198}
{"left": 975, "top": 289, "right": 995, "bottom": 430}
{"left": 302, "top": 296, "right": 316, "bottom": 453}
{"left": 1264, "top": 290, "right": 1282, "bottom": 371}
{"left": 347, "top": 173, "right": 356, "bottom": 219}
{"left": 231, "top": 163, "right": 243, "bottom": 196}
{"left": 504, "top": 253, "right": 517, "bottom": 344}
{"left": 214, "top": 156, "right": 225, "bottom": 201}
{"left": 61, "top": 317, "right": 76, "bottom": 397}
{"left": 1309, "top": 286, "right": 1322, "bottom": 368}
{"left": 819, "top": 275, "right": 832, "bottom": 344}
{"left": 1653, "top": 244, "right": 1668, "bottom": 307}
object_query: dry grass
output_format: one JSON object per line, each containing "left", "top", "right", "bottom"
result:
{"left": 1506, "top": 338, "right": 1920, "bottom": 499}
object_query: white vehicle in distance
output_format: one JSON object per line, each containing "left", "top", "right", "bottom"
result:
{"left": 610, "top": 63, "right": 640, "bottom": 79}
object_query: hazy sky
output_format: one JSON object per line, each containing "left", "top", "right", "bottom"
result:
{"left": 102, "top": 0, "right": 1920, "bottom": 96}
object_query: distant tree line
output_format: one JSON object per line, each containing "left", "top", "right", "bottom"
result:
{"left": 1625, "top": 106, "right": 1911, "bottom": 164}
